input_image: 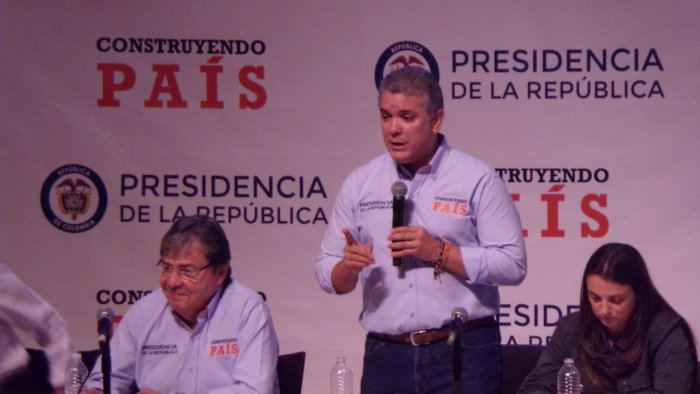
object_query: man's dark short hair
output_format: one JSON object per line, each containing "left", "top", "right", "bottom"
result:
{"left": 378, "top": 67, "right": 443, "bottom": 115}
{"left": 160, "top": 215, "right": 231, "bottom": 269}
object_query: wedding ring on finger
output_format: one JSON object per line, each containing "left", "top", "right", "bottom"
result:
{"left": 408, "top": 241, "right": 413, "bottom": 248}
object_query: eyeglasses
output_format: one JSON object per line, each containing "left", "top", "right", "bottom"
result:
{"left": 157, "top": 259, "right": 213, "bottom": 281}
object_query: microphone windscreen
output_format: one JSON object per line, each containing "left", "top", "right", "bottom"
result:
{"left": 391, "top": 181, "right": 408, "bottom": 198}
{"left": 451, "top": 307, "right": 468, "bottom": 322}
{"left": 97, "top": 306, "right": 114, "bottom": 321}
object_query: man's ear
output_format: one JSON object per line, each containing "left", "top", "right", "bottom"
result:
{"left": 431, "top": 109, "right": 445, "bottom": 134}
{"left": 215, "top": 265, "right": 230, "bottom": 284}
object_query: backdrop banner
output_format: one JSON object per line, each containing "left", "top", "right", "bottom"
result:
{"left": 2, "top": 1, "right": 699, "bottom": 392}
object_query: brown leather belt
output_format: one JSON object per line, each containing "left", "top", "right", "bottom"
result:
{"left": 369, "top": 315, "right": 496, "bottom": 346}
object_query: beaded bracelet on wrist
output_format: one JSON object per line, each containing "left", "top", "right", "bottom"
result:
{"left": 433, "top": 241, "right": 449, "bottom": 280}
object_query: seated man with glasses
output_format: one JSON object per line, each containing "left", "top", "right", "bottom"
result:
{"left": 85, "top": 215, "right": 280, "bottom": 393}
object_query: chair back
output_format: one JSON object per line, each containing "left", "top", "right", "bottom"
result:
{"left": 277, "top": 351, "right": 306, "bottom": 394}
{"left": 501, "top": 344, "right": 544, "bottom": 393}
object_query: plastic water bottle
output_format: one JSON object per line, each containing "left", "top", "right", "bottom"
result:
{"left": 330, "top": 356, "right": 353, "bottom": 394}
{"left": 65, "top": 352, "right": 88, "bottom": 394}
{"left": 557, "top": 358, "right": 582, "bottom": 394}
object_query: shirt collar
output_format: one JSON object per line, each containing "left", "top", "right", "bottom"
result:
{"left": 396, "top": 133, "right": 448, "bottom": 180}
{"left": 596, "top": 327, "right": 633, "bottom": 355}
{"left": 202, "top": 281, "right": 228, "bottom": 319}
{"left": 170, "top": 281, "right": 228, "bottom": 331}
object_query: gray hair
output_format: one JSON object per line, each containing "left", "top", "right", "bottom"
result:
{"left": 378, "top": 67, "right": 443, "bottom": 115}
{"left": 160, "top": 215, "right": 231, "bottom": 270}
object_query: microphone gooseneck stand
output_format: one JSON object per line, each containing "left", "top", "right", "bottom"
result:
{"left": 100, "top": 337, "right": 111, "bottom": 394}
{"left": 97, "top": 307, "right": 114, "bottom": 394}
{"left": 450, "top": 314, "right": 463, "bottom": 394}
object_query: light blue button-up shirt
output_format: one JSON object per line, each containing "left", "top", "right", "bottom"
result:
{"left": 315, "top": 136, "right": 527, "bottom": 335}
{"left": 85, "top": 280, "right": 279, "bottom": 393}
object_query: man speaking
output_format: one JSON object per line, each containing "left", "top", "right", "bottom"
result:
{"left": 315, "top": 67, "right": 527, "bottom": 393}
{"left": 86, "top": 215, "right": 279, "bottom": 393}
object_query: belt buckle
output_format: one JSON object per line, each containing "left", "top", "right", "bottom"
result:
{"left": 409, "top": 329, "right": 427, "bottom": 346}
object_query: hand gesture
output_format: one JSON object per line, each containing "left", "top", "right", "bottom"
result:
{"left": 331, "top": 229, "right": 374, "bottom": 293}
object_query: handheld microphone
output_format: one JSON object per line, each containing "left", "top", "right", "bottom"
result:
{"left": 391, "top": 181, "right": 408, "bottom": 267}
{"left": 97, "top": 307, "right": 114, "bottom": 346}
{"left": 447, "top": 307, "right": 468, "bottom": 346}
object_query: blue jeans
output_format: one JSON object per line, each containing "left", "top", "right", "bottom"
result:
{"left": 360, "top": 323, "right": 501, "bottom": 394}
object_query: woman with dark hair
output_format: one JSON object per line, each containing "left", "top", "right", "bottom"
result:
{"left": 518, "top": 243, "right": 697, "bottom": 393}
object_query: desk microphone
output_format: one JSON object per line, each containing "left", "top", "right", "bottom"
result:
{"left": 97, "top": 307, "right": 114, "bottom": 346}
{"left": 447, "top": 307, "right": 468, "bottom": 346}
{"left": 391, "top": 181, "right": 408, "bottom": 267}
{"left": 97, "top": 307, "right": 113, "bottom": 394}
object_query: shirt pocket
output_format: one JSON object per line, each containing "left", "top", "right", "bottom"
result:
{"left": 424, "top": 206, "right": 476, "bottom": 242}
{"left": 355, "top": 202, "right": 393, "bottom": 242}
